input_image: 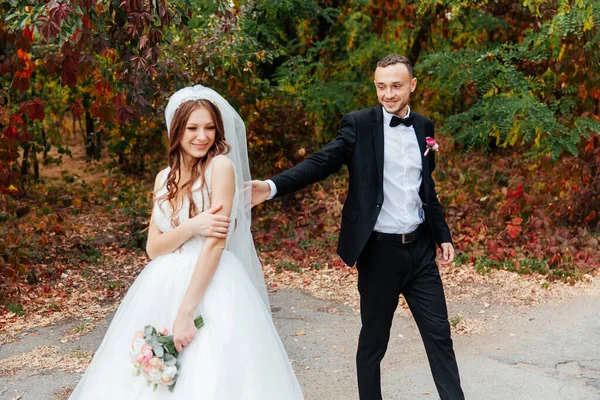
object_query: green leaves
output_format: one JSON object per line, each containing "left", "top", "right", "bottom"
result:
{"left": 163, "top": 352, "right": 177, "bottom": 366}
{"left": 419, "top": 0, "right": 600, "bottom": 159}
{"left": 144, "top": 325, "right": 156, "bottom": 338}
{"left": 156, "top": 333, "right": 178, "bottom": 356}
{"left": 150, "top": 336, "right": 164, "bottom": 357}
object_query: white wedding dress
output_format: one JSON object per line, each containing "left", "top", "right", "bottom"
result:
{"left": 70, "top": 159, "right": 304, "bottom": 399}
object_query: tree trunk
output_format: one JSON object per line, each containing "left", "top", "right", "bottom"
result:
{"left": 32, "top": 149, "right": 39, "bottom": 180}
{"left": 81, "top": 93, "right": 102, "bottom": 161}
{"left": 94, "top": 128, "right": 101, "bottom": 160}
{"left": 138, "top": 155, "right": 145, "bottom": 174}
{"left": 73, "top": 114, "right": 78, "bottom": 141}
{"left": 21, "top": 143, "right": 30, "bottom": 175}
{"left": 406, "top": 5, "right": 445, "bottom": 67}
{"left": 77, "top": 114, "right": 85, "bottom": 142}
{"left": 85, "top": 108, "right": 96, "bottom": 161}
{"left": 42, "top": 127, "right": 48, "bottom": 160}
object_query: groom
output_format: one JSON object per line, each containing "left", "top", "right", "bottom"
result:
{"left": 252, "top": 54, "right": 464, "bottom": 400}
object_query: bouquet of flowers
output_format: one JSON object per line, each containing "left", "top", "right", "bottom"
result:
{"left": 129, "top": 316, "right": 204, "bottom": 392}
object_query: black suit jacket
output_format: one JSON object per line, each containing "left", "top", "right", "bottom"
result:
{"left": 272, "top": 105, "right": 452, "bottom": 266}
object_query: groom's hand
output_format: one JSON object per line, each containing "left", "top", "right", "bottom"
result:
{"left": 438, "top": 242, "right": 455, "bottom": 266}
{"left": 251, "top": 180, "right": 270, "bottom": 207}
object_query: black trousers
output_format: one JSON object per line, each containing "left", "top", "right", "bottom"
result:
{"left": 355, "top": 226, "right": 464, "bottom": 400}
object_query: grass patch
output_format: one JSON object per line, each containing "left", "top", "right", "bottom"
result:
{"left": 449, "top": 315, "right": 463, "bottom": 328}
{"left": 6, "top": 303, "right": 24, "bottom": 316}
{"left": 275, "top": 260, "right": 301, "bottom": 273}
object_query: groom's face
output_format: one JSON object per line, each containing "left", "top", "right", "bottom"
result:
{"left": 374, "top": 63, "right": 417, "bottom": 117}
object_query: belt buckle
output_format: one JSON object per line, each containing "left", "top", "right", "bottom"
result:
{"left": 401, "top": 234, "right": 410, "bottom": 244}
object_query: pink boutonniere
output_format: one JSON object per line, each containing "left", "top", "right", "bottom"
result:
{"left": 424, "top": 137, "right": 439, "bottom": 156}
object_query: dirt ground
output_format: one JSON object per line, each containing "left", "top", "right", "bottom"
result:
{"left": 1, "top": 274, "right": 599, "bottom": 400}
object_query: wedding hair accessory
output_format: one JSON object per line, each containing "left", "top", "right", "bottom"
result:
{"left": 165, "top": 86, "right": 221, "bottom": 138}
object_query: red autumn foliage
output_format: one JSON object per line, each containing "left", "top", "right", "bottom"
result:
{"left": 36, "top": 15, "right": 61, "bottom": 42}
{"left": 48, "top": 1, "right": 73, "bottom": 25}
{"left": 22, "top": 24, "right": 34, "bottom": 42}
{"left": 19, "top": 98, "right": 46, "bottom": 121}
{"left": 12, "top": 73, "right": 31, "bottom": 92}
{"left": 61, "top": 51, "right": 80, "bottom": 87}
{"left": 70, "top": 100, "right": 84, "bottom": 118}
{"left": 2, "top": 125, "right": 19, "bottom": 140}
{"left": 506, "top": 217, "right": 523, "bottom": 239}
{"left": 16, "top": 48, "right": 28, "bottom": 62}
{"left": 115, "top": 103, "right": 136, "bottom": 123}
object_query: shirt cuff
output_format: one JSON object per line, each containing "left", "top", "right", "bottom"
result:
{"left": 266, "top": 179, "right": 277, "bottom": 200}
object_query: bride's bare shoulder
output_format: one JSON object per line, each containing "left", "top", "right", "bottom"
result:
{"left": 211, "top": 155, "right": 234, "bottom": 175}
{"left": 209, "top": 156, "right": 235, "bottom": 191}
{"left": 153, "top": 167, "right": 170, "bottom": 193}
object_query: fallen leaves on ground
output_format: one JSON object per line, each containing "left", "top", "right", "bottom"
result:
{"left": 2, "top": 239, "right": 597, "bottom": 344}
{"left": 53, "top": 388, "right": 74, "bottom": 400}
{"left": 263, "top": 259, "right": 599, "bottom": 334}
{"left": 0, "top": 213, "right": 147, "bottom": 345}
{"left": 60, "top": 323, "right": 95, "bottom": 343}
{"left": 0, "top": 345, "right": 93, "bottom": 376}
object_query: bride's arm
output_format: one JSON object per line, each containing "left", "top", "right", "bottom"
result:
{"left": 173, "top": 156, "right": 235, "bottom": 352}
{"left": 146, "top": 170, "right": 230, "bottom": 260}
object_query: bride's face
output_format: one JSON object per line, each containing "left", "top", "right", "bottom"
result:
{"left": 180, "top": 107, "right": 216, "bottom": 164}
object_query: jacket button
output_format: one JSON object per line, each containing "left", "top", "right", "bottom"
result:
{"left": 376, "top": 204, "right": 381, "bottom": 208}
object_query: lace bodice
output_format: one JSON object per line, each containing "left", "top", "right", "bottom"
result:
{"left": 152, "top": 157, "right": 237, "bottom": 255}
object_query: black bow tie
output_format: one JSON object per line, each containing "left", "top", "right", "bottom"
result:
{"left": 390, "top": 115, "right": 414, "bottom": 127}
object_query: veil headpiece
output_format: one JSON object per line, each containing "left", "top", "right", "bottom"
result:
{"left": 164, "top": 85, "right": 270, "bottom": 312}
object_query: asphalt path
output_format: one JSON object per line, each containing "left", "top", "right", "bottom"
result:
{"left": 1, "top": 288, "right": 599, "bottom": 400}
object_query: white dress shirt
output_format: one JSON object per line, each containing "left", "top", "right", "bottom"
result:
{"left": 374, "top": 106, "right": 424, "bottom": 234}
{"left": 266, "top": 106, "right": 424, "bottom": 234}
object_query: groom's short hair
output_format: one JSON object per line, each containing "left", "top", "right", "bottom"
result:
{"left": 377, "top": 54, "right": 413, "bottom": 77}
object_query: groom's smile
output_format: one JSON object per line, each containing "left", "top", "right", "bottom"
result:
{"left": 374, "top": 62, "right": 417, "bottom": 117}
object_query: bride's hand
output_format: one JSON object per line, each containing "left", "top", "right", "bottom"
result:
{"left": 251, "top": 180, "right": 270, "bottom": 207}
{"left": 182, "top": 203, "right": 230, "bottom": 238}
{"left": 173, "top": 313, "right": 198, "bottom": 353}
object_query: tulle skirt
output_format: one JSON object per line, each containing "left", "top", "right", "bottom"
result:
{"left": 69, "top": 250, "right": 304, "bottom": 399}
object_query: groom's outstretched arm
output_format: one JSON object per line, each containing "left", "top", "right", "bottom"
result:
{"left": 270, "top": 113, "right": 357, "bottom": 198}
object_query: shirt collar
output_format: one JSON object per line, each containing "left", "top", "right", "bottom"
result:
{"left": 382, "top": 105, "right": 411, "bottom": 126}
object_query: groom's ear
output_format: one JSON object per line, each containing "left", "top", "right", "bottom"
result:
{"left": 410, "top": 77, "right": 417, "bottom": 93}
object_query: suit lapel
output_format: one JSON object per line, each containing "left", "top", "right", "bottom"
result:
{"left": 372, "top": 106, "right": 384, "bottom": 188}
{"left": 413, "top": 113, "right": 430, "bottom": 200}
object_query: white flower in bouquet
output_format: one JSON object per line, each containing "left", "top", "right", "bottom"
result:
{"left": 145, "top": 357, "right": 164, "bottom": 384}
{"left": 129, "top": 330, "right": 146, "bottom": 364}
{"left": 161, "top": 365, "right": 178, "bottom": 386}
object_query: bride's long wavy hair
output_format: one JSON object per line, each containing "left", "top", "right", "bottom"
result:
{"left": 156, "top": 99, "right": 230, "bottom": 224}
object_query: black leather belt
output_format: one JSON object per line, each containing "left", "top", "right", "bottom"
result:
{"left": 371, "top": 227, "right": 421, "bottom": 244}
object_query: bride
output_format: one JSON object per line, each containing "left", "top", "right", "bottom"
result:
{"left": 69, "top": 85, "right": 304, "bottom": 399}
